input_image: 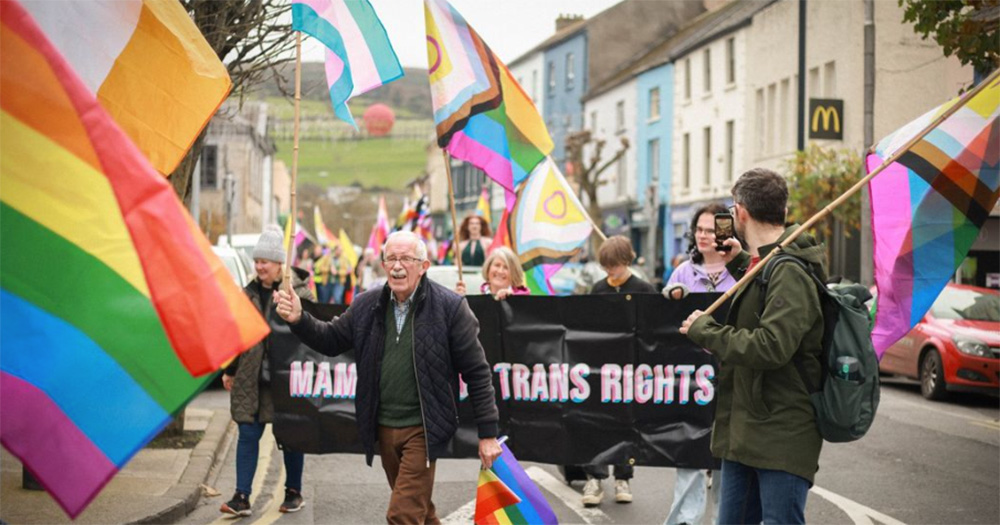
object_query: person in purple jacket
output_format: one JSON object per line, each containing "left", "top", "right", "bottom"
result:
{"left": 661, "top": 202, "right": 734, "bottom": 525}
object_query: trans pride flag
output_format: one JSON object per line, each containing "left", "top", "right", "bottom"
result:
{"left": 867, "top": 74, "right": 999, "bottom": 357}
{"left": 0, "top": 1, "right": 268, "bottom": 517}
{"left": 292, "top": 0, "right": 403, "bottom": 127}
{"left": 475, "top": 442, "right": 558, "bottom": 525}
{"left": 425, "top": 0, "right": 553, "bottom": 206}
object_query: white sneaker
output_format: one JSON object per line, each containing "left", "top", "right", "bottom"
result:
{"left": 582, "top": 478, "right": 604, "bottom": 507}
{"left": 614, "top": 479, "right": 633, "bottom": 503}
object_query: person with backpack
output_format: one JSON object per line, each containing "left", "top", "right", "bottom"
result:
{"left": 680, "top": 168, "right": 827, "bottom": 525}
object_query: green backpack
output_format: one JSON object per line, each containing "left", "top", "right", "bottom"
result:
{"left": 757, "top": 253, "right": 880, "bottom": 443}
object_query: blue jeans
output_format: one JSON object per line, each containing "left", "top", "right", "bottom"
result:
{"left": 235, "top": 421, "right": 304, "bottom": 495}
{"left": 317, "top": 282, "right": 333, "bottom": 304}
{"left": 717, "top": 459, "right": 810, "bottom": 525}
{"left": 330, "top": 281, "right": 346, "bottom": 304}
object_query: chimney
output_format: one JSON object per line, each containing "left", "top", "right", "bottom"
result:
{"left": 555, "top": 13, "right": 584, "bottom": 32}
{"left": 703, "top": 0, "right": 730, "bottom": 11}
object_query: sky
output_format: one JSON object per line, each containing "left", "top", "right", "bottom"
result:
{"left": 300, "top": 0, "right": 622, "bottom": 68}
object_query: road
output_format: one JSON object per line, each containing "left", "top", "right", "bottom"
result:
{"left": 181, "top": 380, "right": 998, "bottom": 524}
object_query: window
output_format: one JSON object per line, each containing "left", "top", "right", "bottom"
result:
{"left": 200, "top": 144, "right": 217, "bottom": 188}
{"left": 703, "top": 126, "right": 712, "bottom": 187}
{"left": 648, "top": 87, "right": 660, "bottom": 121}
{"left": 808, "top": 66, "right": 820, "bottom": 99}
{"left": 725, "top": 37, "right": 735, "bottom": 85}
{"left": 548, "top": 61, "right": 556, "bottom": 96}
{"left": 648, "top": 138, "right": 660, "bottom": 185}
{"left": 703, "top": 48, "right": 711, "bottom": 93}
{"left": 615, "top": 100, "right": 625, "bottom": 133}
{"left": 616, "top": 154, "right": 628, "bottom": 197}
{"left": 824, "top": 60, "right": 836, "bottom": 97}
{"left": 755, "top": 88, "right": 765, "bottom": 156}
{"left": 780, "top": 78, "right": 790, "bottom": 149}
{"left": 683, "top": 133, "right": 691, "bottom": 189}
{"left": 565, "top": 53, "right": 575, "bottom": 90}
{"left": 725, "top": 120, "right": 734, "bottom": 183}
{"left": 590, "top": 111, "right": 598, "bottom": 133}
{"left": 767, "top": 83, "right": 776, "bottom": 154}
{"left": 684, "top": 58, "right": 691, "bottom": 100}
{"left": 531, "top": 70, "right": 538, "bottom": 102}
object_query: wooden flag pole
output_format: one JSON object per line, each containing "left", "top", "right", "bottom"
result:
{"left": 702, "top": 69, "right": 999, "bottom": 317}
{"left": 284, "top": 32, "right": 302, "bottom": 292}
{"left": 585, "top": 214, "right": 608, "bottom": 242}
{"left": 442, "top": 151, "right": 464, "bottom": 281}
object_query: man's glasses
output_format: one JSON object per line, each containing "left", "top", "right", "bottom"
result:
{"left": 728, "top": 204, "right": 737, "bottom": 216}
{"left": 383, "top": 256, "right": 422, "bottom": 266}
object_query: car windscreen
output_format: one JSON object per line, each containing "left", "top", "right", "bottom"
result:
{"left": 931, "top": 287, "right": 1000, "bottom": 322}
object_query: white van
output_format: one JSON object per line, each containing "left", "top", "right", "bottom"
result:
{"left": 216, "top": 233, "right": 260, "bottom": 265}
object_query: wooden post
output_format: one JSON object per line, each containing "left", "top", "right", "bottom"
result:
{"left": 284, "top": 32, "right": 302, "bottom": 292}
{"left": 701, "top": 69, "right": 1000, "bottom": 316}
{"left": 442, "top": 152, "right": 464, "bottom": 281}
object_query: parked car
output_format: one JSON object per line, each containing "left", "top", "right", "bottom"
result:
{"left": 212, "top": 245, "right": 252, "bottom": 288}
{"left": 876, "top": 283, "right": 1000, "bottom": 400}
{"left": 549, "top": 261, "right": 652, "bottom": 295}
{"left": 425, "top": 265, "right": 486, "bottom": 294}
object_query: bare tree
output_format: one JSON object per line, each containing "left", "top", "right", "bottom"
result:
{"left": 170, "top": 0, "right": 296, "bottom": 203}
{"left": 564, "top": 130, "right": 630, "bottom": 254}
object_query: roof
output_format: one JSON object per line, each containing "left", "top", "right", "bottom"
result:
{"left": 507, "top": 18, "right": 587, "bottom": 67}
{"left": 582, "top": 0, "right": 776, "bottom": 101}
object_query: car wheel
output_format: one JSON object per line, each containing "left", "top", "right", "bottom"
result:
{"left": 920, "top": 349, "right": 948, "bottom": 401}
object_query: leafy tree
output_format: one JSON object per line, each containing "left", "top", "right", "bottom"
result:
{"left": 169, "top": 0, "right": 296, "bottom": 203}
{"left": 564, "top": 130, "right": 630, "bottom": 254}
{"left": 783, "top": 145, "right": 864, "bottom": 250}
{"left": 899, "top": 0, "right": 999, "bottom": 76}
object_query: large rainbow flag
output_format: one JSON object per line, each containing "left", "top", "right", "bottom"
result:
{"left": 292, "top": 0, "right": 403, "bottom": 128}
{"left": 19, "top": 0, "right": 231, "bottom": 176}
{"left": 475, "top": 442, "right": 558, "bottom": 525}
{"left": 0, "top": 2, "right": 268, "bottom": 517}
{"left": 510, "top": 158, "right": 594, "bottom": 295}
{"left": 425, "top": 0, "right": 553, "bottom": 206}
{"left": 867, "top": 73, "right": 999, "bottom": 357}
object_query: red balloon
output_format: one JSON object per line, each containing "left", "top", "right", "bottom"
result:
{"left": 363, "top": 103, "right": 395, "bottom": 136}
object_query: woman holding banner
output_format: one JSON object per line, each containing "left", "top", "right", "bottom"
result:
{"left": 661, "top": 202, "right": 735, "bottom": 525}
{"left": 455, "top": 247, "right": 530, "bottom": 299}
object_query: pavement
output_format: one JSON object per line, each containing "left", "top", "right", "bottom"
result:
{"left": 1, "top": 398, "right": 235, "bottom": 525}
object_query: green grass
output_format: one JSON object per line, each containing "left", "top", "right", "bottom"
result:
{"left": 274, "top": 138, "right": 427, "bottom": 190}
{"left": 265, "top": 96, "right": 333, "bottom": 120}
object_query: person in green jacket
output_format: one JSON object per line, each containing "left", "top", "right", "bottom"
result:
{"left": 680, "top": 168, "right": 827, "bottom": 525}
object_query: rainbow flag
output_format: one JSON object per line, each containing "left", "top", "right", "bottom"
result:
{"left": 314, "top": 205, "right": 337, "bottom": 247}
{"left": 510, "top": 158, "right": 593, "bottom": 295}
{"left": 476, "top": 186, "right": 492, "bottom": 218}
{"left": 425, "top": 0, "right": 553, "bottom": 205}
{"left": 292, "top": 0, "right": 403, "bottom": 128}
{"left": 0, "top": 2, "right": 268, "bottom": 517}
{"left": 367, "top": 194, "right": 391, "bottom": 256}
{"left": 867, "top": 74, "right": 1000, "bottom": 357}
{"left": 477, "top": 442, "right": 559, "bottom": 525}
{"left": 20, "top": 0, "right": 231, "bottom": 176}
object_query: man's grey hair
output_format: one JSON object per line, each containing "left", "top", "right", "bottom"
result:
{"left": 383, "top": 230, "right": 428, "bottom": 261}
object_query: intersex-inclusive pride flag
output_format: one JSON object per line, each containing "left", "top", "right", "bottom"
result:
{"left": 0, "top": 2, "right": 269, "bottom": 517}
{"left": 425, "top": 0, "right": 553, "bottom": 206}
{"left": 292, "top": 0, "right": 403, "bottom": 128}
{"left": 510, "top": 158, "right": 593, "bottom": 295}
{"left": 867, "top": 74, "right": 1000, "bottom": 357}
{"left": 20, "top": 0, "right": 231, "bottom": 175}
{"left": 475, "top": 442, "right": 558, "bottom": 525}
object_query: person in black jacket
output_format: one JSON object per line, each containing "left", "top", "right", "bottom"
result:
{"left": 275, "top": 230, "right": 501, "bottom": 524}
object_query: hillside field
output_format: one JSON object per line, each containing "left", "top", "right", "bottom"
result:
{"left": 274, "top": 138, "right": 428, "bottom": 190}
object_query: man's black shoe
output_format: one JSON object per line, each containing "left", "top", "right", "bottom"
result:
{"left": 220, "top": 491, "right": 251, "bottom": 517}
{"left": 280, "top": 488, "right": 305, "bottom": 513}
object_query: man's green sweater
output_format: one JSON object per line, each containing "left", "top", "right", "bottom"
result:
{"left": 378, "top": 305, "right": 422, "bottom": 427}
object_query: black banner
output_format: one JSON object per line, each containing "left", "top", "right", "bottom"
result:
{"left": 269, "top": 294, "right": 726, "bottom": 469}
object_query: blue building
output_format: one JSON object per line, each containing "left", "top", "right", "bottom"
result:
{"left": 636, "top": 63, "right": 676, "bottom": 279}
{"left": 542, "top": 32, "right": 588, "bottom": 165}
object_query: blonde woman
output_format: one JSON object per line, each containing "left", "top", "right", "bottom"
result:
{"left": 455, "top": 247, "right": 530, "bottom": 300}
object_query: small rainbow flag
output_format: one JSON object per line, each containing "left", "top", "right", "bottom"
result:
{"left": 867, "top": 74, "right": 999, "bottom": 357}
{"left": 476, "top": 442, "right": 559, "bottom": 525}
{"left": 292, "top": 0, "right": 403, "bottom": 128}
{"left": 0, "top": 1, "right": 268, "bottom": 517}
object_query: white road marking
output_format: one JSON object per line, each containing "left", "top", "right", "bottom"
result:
{"left": 441, "top": 498, "right": 477, "bottom": 525}
{"left": 812, "top": 485, "right": 906, "bottom": 525}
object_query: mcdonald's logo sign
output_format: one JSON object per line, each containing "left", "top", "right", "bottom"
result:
{"left": 809, "top": 98, "right": 844, "bottom": 140}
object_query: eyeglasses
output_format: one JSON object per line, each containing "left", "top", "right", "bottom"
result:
{"left": 728, "top": 204, "right": 738, "bottom": 216}
{"left": 383, "top": 255, "right": 423, "bottom": 266}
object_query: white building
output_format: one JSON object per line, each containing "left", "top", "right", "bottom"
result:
{"left": 508, "top": 49, "right": 546, "bottom": 120}
{"left": 582, "top": 78, "right": 639, "bottom": 238}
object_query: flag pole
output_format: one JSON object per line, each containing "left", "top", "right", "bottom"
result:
{"left": 284, "top": 32, "right": 302, "bottom": 292}
{"left": 586, "top": 215, "right": 608, "bottom": 242}
{"left": 701, "top": 69, "right": 999, "bottom": 317}
{"left": 442, "top": 151, "right": 464, "bottom": 280}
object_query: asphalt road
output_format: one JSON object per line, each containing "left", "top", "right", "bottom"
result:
{"left": 181, "top": 380, "right": 998, "bottom": 524}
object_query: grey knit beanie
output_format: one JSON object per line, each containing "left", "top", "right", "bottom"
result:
{"left": 252, "top": 225, "right": 285, "bottom": 263}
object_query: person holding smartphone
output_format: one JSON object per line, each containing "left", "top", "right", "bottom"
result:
{"left": 660, "top": 203, "right": 735, "bottom": 524}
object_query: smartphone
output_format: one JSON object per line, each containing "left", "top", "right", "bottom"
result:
{"left": 714, "top": 213, "right": 734, "bottom": 253}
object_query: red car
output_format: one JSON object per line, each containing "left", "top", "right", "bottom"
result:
{"left": 877, "top": 283, "right": 1000, "bottom": 400}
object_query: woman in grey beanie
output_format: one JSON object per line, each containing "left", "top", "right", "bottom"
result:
{"left": 220, "top": 225, "right": 313, "bottom": 517}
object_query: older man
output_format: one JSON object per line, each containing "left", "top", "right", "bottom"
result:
{"left": 275, "top": 231, "right": 501, "bottom": 524}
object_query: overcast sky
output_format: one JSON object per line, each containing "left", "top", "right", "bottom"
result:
{"left": 300, "top": 0, "right": 622, "bottom": 68}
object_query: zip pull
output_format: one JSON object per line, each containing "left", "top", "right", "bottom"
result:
{"left": 426, "top": 458, "right": 430, "bottom": 469}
